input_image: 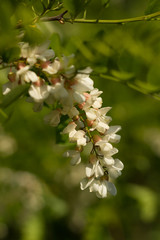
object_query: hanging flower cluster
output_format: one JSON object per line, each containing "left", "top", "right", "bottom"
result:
{"left": 2, "top": 42, "right": 124, "bottom": 198}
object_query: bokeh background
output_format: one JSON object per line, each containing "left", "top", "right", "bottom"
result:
{"left": 0, "top": 0, "right": 160, "bottom": 239}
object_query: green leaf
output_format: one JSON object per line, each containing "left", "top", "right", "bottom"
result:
{"left": 63, "top": 0, "right": 85, "bottom": 18}
{"left": 145, "top": 0, "right": 160, "bottom": 14}
{"left": 23, "top": 26, "right": 46, "bottom": 45}
{"left": 111, "top": 70, "right": 135, "bottom": 81}
{"left": 147, "top": 63, "right": 160, "bottom": 87}
{"left": 0, "top": 84, "right": 29, "bottom": 109}
{"left": 50, "top": 33, "right": 61, "bottom": 57}
{"left": 101, "top": 0, "right": 110, "bottom": 8}
{"left": 1, "top": 47, "right": 20, "bottom": 63}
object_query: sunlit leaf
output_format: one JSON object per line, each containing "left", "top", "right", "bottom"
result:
{"left": 1, "top": 47, "right": 20, "bottom": 63}
{"left": 147, "top": 63, "right": 160, "bottom": 87}
{"left": 101, "top": 0, "right": 110, "bottom": 8}
{"left": 63, "top": 0, "right": 85, "bottom": 18}
{"left": 111, "top": 70, "right": 135, "bottom": 81}
{"left": 145, "top": 0, "right": 160, "bottom": 14}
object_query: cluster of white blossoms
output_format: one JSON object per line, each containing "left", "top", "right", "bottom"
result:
{"left": 2, "top": 41, "right": 124, "bottom": 198}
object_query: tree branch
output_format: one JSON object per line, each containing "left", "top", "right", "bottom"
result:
{"left": 41, "top": 10, "right": 68, "bottom": 24}
{"left": 40, "top": 11, "right": 160, "bottom": 25}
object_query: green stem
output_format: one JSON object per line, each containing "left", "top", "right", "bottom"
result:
{"left": 64, "top": 11, "right": 160, "bottom": 25}
{"left": 79, "top": 115, "right": 100, "bottom": 158}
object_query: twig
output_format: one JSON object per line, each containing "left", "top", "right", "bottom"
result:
{"left": 40, "top": 11, "right": 160, "bottom": 25}
{"left": 41, "top": 10, "right": 68, "bottom": 24}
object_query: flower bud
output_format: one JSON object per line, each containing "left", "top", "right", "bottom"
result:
{"left": 78, "top": 102, "right": 85, "bottom": 109}
{"left": 89, "top": 154, "right": 97, "bottom": 164}
{"left": 33, "top": 78, "right": 43, "bottom": 87}
{"left": 76, "top": 146, "right": 83, "bottom": 152}
{"left": 73, "top": 115, "right": 79, "bottom": 121}
{"left": 8, "top": 72, "right": 16, "bottom": 82}
{"left": 93, "top": 135, "right": 102, "bottom": 143}
{"left": 51, "top": 77, "right": 60, "bottom": 85}
{"left": 41, "top": 61, "right": 50, "bottom": 69}
{"left": 83, "top": 92, "right": 90, "bottom": 100}
{"left": 86, "top": 119, "right": 94, "bottom": 127}
{"left": 17, "top": 62, "right": 26, "bottom": 70}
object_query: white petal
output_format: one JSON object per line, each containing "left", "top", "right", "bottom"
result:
{"left": 113, "top": 159, "right": 124, "bottom": 171}
{"left": 92, "top": 97, "right": 102, "bottom": 109}
{"left": 29, "top": 84, "right": 50, "bottom": 102}
{"left": 86, "top": 164, "right": 94, "bottom": 177}
{"left": 24, "top": 71, "right": 39, "bottom": 83}
{"left": 99, "top": 107, "right": 111, "bottom": 116}
{"left": 98, "top": 182, "right": 107, "bottom": 198}
{"left": 73, "top": 91, "right": 85, "bottom": 103}
{"left": 106, "top": 181, "right": 117, "bottom": 196}
{"left": 17, "top": 66, "right": 30, "bottom": 76}
{"left": 77, "top": 137, "right": 86, "bottom": 146}
{"left": 109, "top": 169, "right": 121, "bottom": 179}
{"left": 95, "top": 164, "right": 104, "bottom": 177}
{"left": 80, "top": 177, "right": 94, "bottom": 190}
{"left": 70, "top": 153, "right": 81, "bottom": 165}
{"left": 107, "top": 125, "right": 121, "bottom": 135}
{"left": 103, "top": 157, "right": 115, "bottom": 165}
{"left": 68, "top": 107, "right": 79, "bottom": 118}
{"left": 89, "top": 180, "right": 100, "bottom": 192}
{"left": 62, "top": 122, "right": 76, "bottom": 134}
{"left": 85, "top": 109, "right": 97, "bottom": 121}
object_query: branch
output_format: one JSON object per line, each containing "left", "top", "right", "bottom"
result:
{"left": 40, "top": 11, "right": 160, "bottom": 25}
{"left": 41, "top": 10, "right": 68, "bottom": 24}
{"left": 99, "top": 73, "right": 160, "bottom": 100}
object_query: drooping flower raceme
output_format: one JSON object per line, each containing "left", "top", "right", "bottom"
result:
{"left": 2, "top": 42, "right": 124, "bottom": 198}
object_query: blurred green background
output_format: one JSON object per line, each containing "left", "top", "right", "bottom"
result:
{"left": 0, "top": 0, "right": 160, "bottom": 239}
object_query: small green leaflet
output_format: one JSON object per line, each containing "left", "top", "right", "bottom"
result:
{"left": 145, "top": 0, "right": 160, "bottom": 14}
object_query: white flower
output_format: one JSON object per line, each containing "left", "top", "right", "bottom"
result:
{"left": 101, "top": 156, "right": 115, "bottom": 165}
{"left": 107, "top": 159, "right": 124, "bottom": 179}
{"left": 86, "top": 107, "right": 111, "bottom": 120}
{"left": 96, "top": 140, "right": 118, "bottom": 157}
{"left": 49, "top": 82, "right": 69, "bottom": 100}
{"left": 17, "top": 66, "right": 39, "bottom": 83}
{"left": 62, "top": 122, "right": 77, "bottom": 134}
{"left": 83, "top": 88, "right": 103, "bottom": 110}
{"left": 44, "top": 110, "right": 61, "bottom": 127}
{"left": 72, "top": 91, "right": 86, "bottom": 103}
{"left": 28, "top": 84, "right": 50, "bottom": 102}
{"left": 71, "top": 69, "right": 94, "bottom": 93}
{"left": 43, "top": 59, "right": 61, "bottom": 75}
{"left": 80, "top": 177, "right": 95, "bottom": 190}
{"left": 103, "top": 126, "right": 121, "bottom": 143}
{"left": 86, "top": 160, "right": 104, "bottom": 178}
{"left": 96, "top": 180, "right": 117, "bottom": 198}
{"left": 80, "top": 177, "right": 117, "bottom": 198}
{"left": 85, "top": 107, "right": 112, "bottom": 133}
{"left": 67, "top": 107, "right": 79, "bottom": 118}
{"left": 63, "top": 150, "right": 81, "bottom": 165}
{"left": 70, "top": 130, "right": 87, "bottom": 146}
{"left": 62, "top": 122, "right": 86, "bottom": 146}
{"left": 20, "top": 41, "right": 55, "bottom": 65}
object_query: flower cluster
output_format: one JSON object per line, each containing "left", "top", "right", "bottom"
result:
{"left": 2, "top": 41, "right": 124, "bottom": 198}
